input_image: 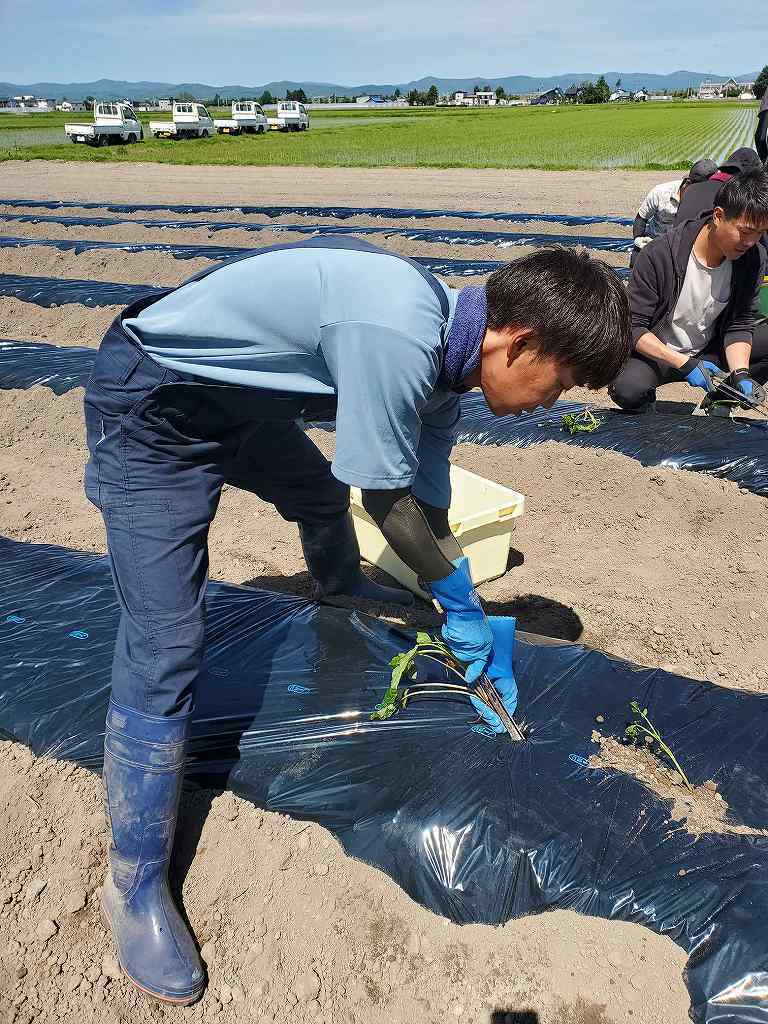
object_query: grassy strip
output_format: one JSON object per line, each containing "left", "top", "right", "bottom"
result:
{"left": 0, "top": 102, "right": 757, "bottom": 171}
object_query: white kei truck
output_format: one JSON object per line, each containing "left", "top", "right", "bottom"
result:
{"left": 214, "top": 101, "right": 269, "bottom": 135}
{"left": 64, "top": 102, "right": 143, "bottom": 146}
{"left": 149, "top": 102, "right": 215, "bottom": 139}
{"left": 269, "top": 101, "right": 310, "bottom": 131}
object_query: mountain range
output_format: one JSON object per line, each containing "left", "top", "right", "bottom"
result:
{"left": 1, "top": 72, "right": 761, "bottom": 102}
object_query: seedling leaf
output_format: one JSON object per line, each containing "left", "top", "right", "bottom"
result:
{"left": 562, "top": 409, "right": 602, "bottom": 435}
{"left": 624, "top": 700, "right": 693, "bottom": 794}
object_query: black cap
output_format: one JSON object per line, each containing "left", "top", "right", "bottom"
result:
{"left": 719, "top": 147, "right": 762, "bottom": 174}
{"left": 686, "top": 158, "right": 718, "bottom": 184}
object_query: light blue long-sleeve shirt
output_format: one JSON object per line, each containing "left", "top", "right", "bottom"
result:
{"left": 123, "top": 237, "right": 460, "bottom": 506}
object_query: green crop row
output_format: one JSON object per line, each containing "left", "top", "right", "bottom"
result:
{"left": 0, "top": 101, "right": 758, "bottom": 171}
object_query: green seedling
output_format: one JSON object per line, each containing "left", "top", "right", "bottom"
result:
{"left": 561, "top": 409, "right": 602, "bottom": 435}
{"left": 625, "top": 700, "right": 694, "bottom": 794}
{"left": 371, "top": 632, "right": 469, "bottom": 721}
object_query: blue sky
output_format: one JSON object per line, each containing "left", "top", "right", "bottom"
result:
{"left": 3, "top": 0, "right": 764, "bottom": 84}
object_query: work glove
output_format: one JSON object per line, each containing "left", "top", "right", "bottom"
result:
{"left": 633, "top": 235, "right": 653, "bottom": 250}
{"left": 681, "top": 358, "right": 721, "bottom": 392}
{"left": 469, "top": 615, "right": 518, "bottom": 733}
{"left": 427, "top": 556, "right": 493, "bottom": 684}
{"left": 727, "top": 369, "right": 765, "bottom": 409}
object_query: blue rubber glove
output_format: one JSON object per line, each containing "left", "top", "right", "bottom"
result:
{"left": 726, "top": 370, "right": 766, "bottom": 409}
{"left": 428, "top": 556, "right": 493, "bottom": 684}
{"left": 469, "top": 616, "right": 518, "bottom": 733}
{"left": 684, "top": 359, "right": 720, "bottom": 392}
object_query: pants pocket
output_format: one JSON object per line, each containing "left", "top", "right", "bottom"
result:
{"left": 103, "top": 501, "right": 204, "bottom": 616}
{"left": 83, "top": 399, "right": 115, "bottom": 509}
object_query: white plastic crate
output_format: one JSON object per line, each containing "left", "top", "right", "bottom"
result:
{"left": 350, "top": 465, "right": 525, "bottom": 598}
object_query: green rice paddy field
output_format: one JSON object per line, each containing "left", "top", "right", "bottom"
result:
{"left": 0, "top": 101, "right": 759, "bottom": 170}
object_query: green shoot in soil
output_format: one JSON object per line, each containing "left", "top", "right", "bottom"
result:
{"left": 561, "top": 409, "right": 602, "bottom": 435}
{"left": 371, "top": 632, "right": 468, "bottom": 720}
{"left": 625, "top": 700, "right": 694, "bottom": 794}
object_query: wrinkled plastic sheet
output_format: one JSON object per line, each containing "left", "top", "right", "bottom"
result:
{"left": 0, "top": 235, "right": 260, "bottom": 263}
{"left": 0, "top": 263, "right": 518, "bottom": 310}
{"left": 0, "top": 273, "right": 163, "bottom": 307}
{"left": 0, "top": 213, "right": 633, "bottom": 252}
{"left": 0, "top": 536, "right": 766, "bottom": 1023}
{"left": 0, "top": 341, "right": 95, "bottom": 394}
{"left": 453, "top": 393, "right": 768, "bottom": 496}
{"left": 0, "top": 196, "right": 634, "bottom": 227}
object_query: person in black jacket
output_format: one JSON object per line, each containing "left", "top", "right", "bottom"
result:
{"left": 756, "top": 90, "right": 768, "bottom": 163}
{"left": 610, "top": 170, "right": 768, "bottom": 413}
{"left": 674, "top": 147, "right": 763, "bottom": 224}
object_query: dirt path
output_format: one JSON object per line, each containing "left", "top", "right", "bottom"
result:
{"left": 0, "top": 162, "right": 667, "bottom": 216}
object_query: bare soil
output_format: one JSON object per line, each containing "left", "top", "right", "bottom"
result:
{"left": 0, "top": 742, "right": 688, "bottom": 1024}
{"left": 0, "top": 162, "right": 758, "bottom": 1024}
{"left": 590, "top": 735, "right": 768, "bottom": 839}
{"left": 0, "top": 162, "right": 669, "bottom": 215}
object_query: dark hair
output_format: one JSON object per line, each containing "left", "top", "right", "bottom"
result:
{"left": 485, "top": 247, "right": 631, "bottom": 389}
{"left": 714, "top": 169, "right": 768, "bottom": 224}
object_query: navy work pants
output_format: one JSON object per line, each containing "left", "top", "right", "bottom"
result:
{"left": 84, "top": 310, "right": 349, "bottom": 718}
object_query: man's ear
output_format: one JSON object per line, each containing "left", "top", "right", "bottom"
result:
{"left": 711, "top": 206, "right": 724, "bottom": 226}
{"left": 505, "top": 329, "right": 536, "bottom": 368}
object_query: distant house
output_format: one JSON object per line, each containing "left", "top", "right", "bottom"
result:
{"left": 355, "top": 95, "right": 371, "bottom": 105}
{"left": 632, "top": 89, "right": 648, "bottom": 102}
{"left": 564, "top": 84, "right": 586, "bottom": 103}
{"left": 530, "top": 88, "right": 563, "bottom": 106}
{"left": 609, "top": 89, "right": 631, "bottom": 102}
{"left": 7, "top": 95, "right": 54, "bottom": 111}
{"left": 698, "top": 77, "right": 754, "bottom": 99}
{"left": 452, "top": 90, "right": 497, "bottom": 107}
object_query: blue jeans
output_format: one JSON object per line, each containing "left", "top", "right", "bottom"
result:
{"left": 84, "top": 305, "right": 349, "bottom": 718}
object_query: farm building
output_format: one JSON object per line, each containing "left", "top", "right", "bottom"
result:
{"left": 452, "top": 90, "right": 497, "bottom": 106}
{"left": 564, "top": 84, "right": 587, "bottom": 102}
{"left": 530, "top": 87, "right": 564, "bottom": 105}
{"left": 698, "top": 77, "right": 755, "bottom": 99}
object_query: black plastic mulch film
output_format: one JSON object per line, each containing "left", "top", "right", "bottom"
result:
{"left": 2, "top": 343, "right": 767, "bottom": 498}
{"left": 0, "top": 214, "right": 634, "bottom": 253}
{"left": 0, "top": 196, "right": 634, "bottom": 226}
{"left": 0, "top": 537, "right": 767, "bottom": 1022}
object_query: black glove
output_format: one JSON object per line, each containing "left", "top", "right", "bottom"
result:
{"left": 727, "top": 369, "right": 765, "bottom": 410}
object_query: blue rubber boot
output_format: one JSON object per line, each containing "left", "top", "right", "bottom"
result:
{"left": 101, "top": 700, "right": 205, "bottom": 1005}
{"left": 299, "top": 512, "right": 414, "bottom": 607}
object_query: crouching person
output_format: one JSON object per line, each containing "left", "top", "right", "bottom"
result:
{"left": 84, "top": 239, "right": 630, "bottom": 1004}
{"left": 610, "top": 170, "right": 768, "bottom": 413}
